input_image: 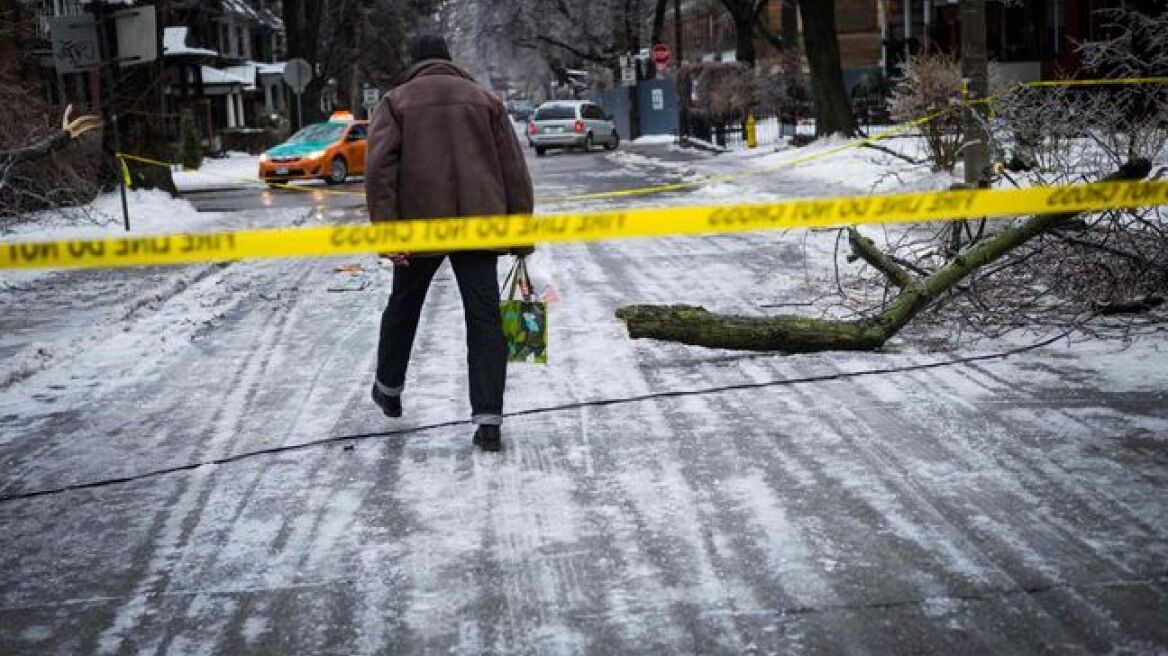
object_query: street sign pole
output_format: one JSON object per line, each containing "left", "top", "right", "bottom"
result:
{"left": 283, "top": 59, "right": 313, "bottom": 132}
{"left": 90, "top": 1, "right": 130, "bottom": 231}
{"left": 361, "top": 86, "right": 380, "bottom": 119}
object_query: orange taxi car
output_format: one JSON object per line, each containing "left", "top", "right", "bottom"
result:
{"left": 259, "top": 111, "right": 368, "bottom": 186}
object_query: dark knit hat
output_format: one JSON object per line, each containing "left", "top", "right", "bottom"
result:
{"left": 409, "top": 35, "right": 452, "bottom": 64}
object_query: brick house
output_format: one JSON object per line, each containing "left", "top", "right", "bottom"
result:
{"left": 887, "top": 0, "right": 1143, "bottom": 82}
{"left": 660, "top": 0, "right": 886, "bottom": 92}
{"left": 658, "top": 0, "right": 1143, "bottom": 98}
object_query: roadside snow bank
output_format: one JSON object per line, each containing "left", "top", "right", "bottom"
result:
{"left": 702, "top": 134, "right": 954, "bottom": 195}
{"left": 0, "top": 190, "right": 227, "bottom": 290}
{"left": 631, "top": 135, "right": 677, "bottom": 146}
{"left": 4, "top": 189, "right": 219, "bottom": 244}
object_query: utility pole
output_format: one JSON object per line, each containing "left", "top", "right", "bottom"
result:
{"left": 961, "top": 0, "right": 988, "bottom": 186}
{"left": 674, "top": 0, "right": 687, "bottom": 138}
{"left": 955, "top": 0, "right": 988, "bottom": 254}
{"left": 90, "top": 0, "right": 131, "bottom": 232}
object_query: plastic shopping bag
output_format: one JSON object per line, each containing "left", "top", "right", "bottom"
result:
{"left": 500, "top": 257, "right": 548, "bottom": 364}
{"left": 522, "top": 250, "right": 562, "bottom": 306}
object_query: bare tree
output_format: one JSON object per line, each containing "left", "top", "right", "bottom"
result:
{"left": 616, "top": 8, "right": 1168, "bottom": 352}
{"left": 476, "top": 0, "right": 657, "bottom": 89}
{"left": 283, "top": 0, "right": 325, "bottom": 126}
{"left": 0, "top": 93, "right": 106, "bottom": 229}
{"left": 797, "top": 0, "right": 857, "bottom": 137}
{"left": 716, "top": 0, "right": 768, "bottom": 67}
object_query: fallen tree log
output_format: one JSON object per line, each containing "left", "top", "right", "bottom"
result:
{"left": 616, "top": 159, "right": 1152, "bottom": 353}
{"left": 0, "top": 105, "right": 101, "bottom": 166}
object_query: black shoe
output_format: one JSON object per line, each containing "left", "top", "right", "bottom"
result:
{"left": 371, "top": 384, "right": 402, "bottom": 418}
{"left": 472, "top": 424, "right": 502, "bottom": 452}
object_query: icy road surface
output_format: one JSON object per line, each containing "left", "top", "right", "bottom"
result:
{"left": 1, "top": 142, "right": 1166, "bottom": 655}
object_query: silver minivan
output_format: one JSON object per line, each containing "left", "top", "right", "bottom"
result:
{"left": 527, "top": 101, "right": 619, "bottom": 156}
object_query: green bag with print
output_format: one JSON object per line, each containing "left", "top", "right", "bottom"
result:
{"left": 500, "top": 257, "right": 548, "bottom": 364}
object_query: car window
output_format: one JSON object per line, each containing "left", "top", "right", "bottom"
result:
{"left": 534, "top": 106, "right": 577, "bottom": 121}
{"left": 288, "top": 122, "right": 347, "bottom": 143}
{"left": 347, "top": 124, "right": 367, "bottom": 140}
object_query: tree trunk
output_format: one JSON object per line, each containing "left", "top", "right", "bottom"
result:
{"left": 797, "top": 0, "right": 857, "bottom": 137}
{"left": 733, "top": 12, "right": 757, "bottom": 67}
{"left": 0, "top": 132, "right": 72, "bottom": 165}
{"left": 953, "top": 0, "right": 989, "bottom": 256}
{"left": 718, "top": 0, "right": 762, "bottom": 68}
{"left": 616, "top": 160, "right": 1152, "bottom": 353}
{"left": 781, "top": 0, "right": 798, "bottom": 50}
{"left": 960, "top": 0, "right": 989, "bottom": 184}
{"left": 676, "top": 0, "right": 690, "bottom": 138}
{"left": 284, "top": 0, "right": 324, "bottom": 128}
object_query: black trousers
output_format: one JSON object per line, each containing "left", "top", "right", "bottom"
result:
{"left": 375, "top": 252, "right": 507, "bottom": 425}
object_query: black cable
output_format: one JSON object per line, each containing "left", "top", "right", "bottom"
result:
{"left": 0, "top": 331, "right": 1071, "bottom": 505}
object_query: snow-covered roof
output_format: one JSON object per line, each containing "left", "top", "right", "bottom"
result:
{"left": 256, "top": 8, "right": 284, "bottom": 30}
{"left": 217, "top": 61, "right": 284, "bottom": 88}
{"left": 221, "top": 0, "right": 259, "bottom": 21}
{"left": 200, "top": 66, "right": 248, "bottom": 87}
{"left": 256, "top": 61, "right": 286, "bottom": 76}
{"left": 222, "top": 64, "right": 259, "bottom": 90}
{"left": 163, "top": 27, "right": 218, "bottom": 58}
{"left": 220, "top": 0, "right": 284, "bottom": 29}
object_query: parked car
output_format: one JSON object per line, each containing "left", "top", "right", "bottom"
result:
{"left": 527, "top": 101, "right": 619, "bottom": 156}
{"left": 508, "top": 100, "right": 536, "bottom": 122}
{"left": 259, "top": 111, "right": 367, "bottom": 186}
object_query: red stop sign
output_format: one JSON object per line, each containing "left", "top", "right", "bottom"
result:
{"left": 652, "top": 43, "right": 671, "bottom": 66}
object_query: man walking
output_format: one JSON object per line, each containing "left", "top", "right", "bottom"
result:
{"left": 365, "top": 35, "right": 534, "bottom": 451}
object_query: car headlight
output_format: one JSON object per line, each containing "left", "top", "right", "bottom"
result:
{"left": 259, "top": 153, "right": 271, "bottom": 163}
{"left": 306, "top": 150, "right": 327, "bottom": 160}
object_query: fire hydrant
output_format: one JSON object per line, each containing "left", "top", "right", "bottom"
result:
{"left": 746, "top": 113, "right": 758, "bottom": 149}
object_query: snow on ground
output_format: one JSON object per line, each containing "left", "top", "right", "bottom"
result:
{"left": 718, "top": 134, "right": 952, "bottom": 195}
{"left": 0, "top": 190, "right": 223, "bottom": 289}
{"left": 172, "top": 151, "right": 262, "bottom": 191}
{"left": 0, "top": 191, "right": 325, "bottom": 388}
{"left": 1, "top": 131, "right": 1166, "bottom": 654}
{"left": 3, "top": 189, "right": 219, "bottom": 242}
{"left": 630, "top": 135, "right": 677, "bottom": 146}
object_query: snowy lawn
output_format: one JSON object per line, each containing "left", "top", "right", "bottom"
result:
{"left": 2, "top": 189, "right": 221, "bottom": 242}
{"left": 172, "top": 151, "right": 263, "bottom": 191}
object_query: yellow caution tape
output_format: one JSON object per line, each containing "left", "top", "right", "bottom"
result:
{"left": 538, "top": 107, "right": 954, "bottom": 203}
{"left": 540, "top": 76, "right": 1168, "bottom": 203}
{"left": 117, "top": 153, "right": 176, "bottom": 169}
{"left": 118, "top": 155, "right": 133, "bottom": 188}
{"left": 116, "top": 153, "right": 366, "bottom": 197}
{"left": 1021, "top": 76, "right": 1168, "bottom": 88}
{"left": 112, "top": 76, "right": 1166, "bottom": 205}
{"left": 3, "top": 180, "right": 1166, "bottom": 271}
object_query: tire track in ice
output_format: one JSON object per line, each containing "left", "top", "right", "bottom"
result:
{"left": 90, "top": 257, "right": 326, "bottom": 654}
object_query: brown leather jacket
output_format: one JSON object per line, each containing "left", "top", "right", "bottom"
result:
{"left": 364, "top": 60, "right": 534, "bottom": 249}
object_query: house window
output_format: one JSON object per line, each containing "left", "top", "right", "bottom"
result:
{"left": 55, "top": 0, "right": 83, "bottom": 15}
{"left": 220, "top": 23, "right": 230, "bottom": 54}
{"left": 994, "top": 1, "right": 1040, "bottom": 61}
{"left": 237, "top": 27, "right": 246, "bottom": 58}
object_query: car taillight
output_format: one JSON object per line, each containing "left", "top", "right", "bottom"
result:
{"left": 574, "top": 120, "right": 585, "bottom": 133}
{"left": 528, "top": 121, "right": 536, "bottom": 135}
